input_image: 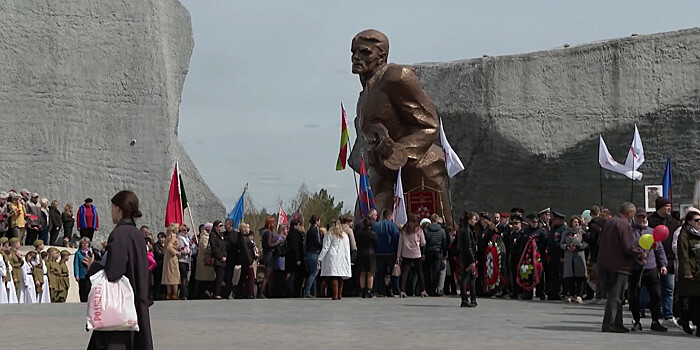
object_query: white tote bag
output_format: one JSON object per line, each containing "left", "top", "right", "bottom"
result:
{"left": 86, "top": 270, "right": 140, "bottom": 332}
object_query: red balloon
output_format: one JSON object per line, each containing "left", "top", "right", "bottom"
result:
{"left": 653, "top": 225, "right": 669, "bottom": 242}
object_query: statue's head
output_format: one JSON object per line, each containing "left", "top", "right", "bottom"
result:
{"left": 351, "top": 29, "right": 389, "bottom": 75}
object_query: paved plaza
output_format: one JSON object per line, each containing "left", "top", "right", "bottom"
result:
{"left": 6, "top": 297, "right": 698, "bottom": 349}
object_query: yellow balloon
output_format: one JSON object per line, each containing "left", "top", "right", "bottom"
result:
{"left": 639, "top": 234, "right": 654, "bottom": 250}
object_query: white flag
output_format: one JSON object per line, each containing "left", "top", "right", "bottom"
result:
{"left": 624, "top": 124, "right": 644, "bottom": 170}
{"left": 438, "top": 118, "right": 465, "bottom": 178}
{"left": 599, "top": 136, "right": 643, "bottom": 180}
{"left": 393, "top": 167, "right": 408, "bottom": 226}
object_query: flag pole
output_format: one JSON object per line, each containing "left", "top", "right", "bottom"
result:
{"left": 445, "top": 176, "right": 456, "bottom": 228}
{"left": 346, "top": 134, "right": 361, "bottom": 205}
{"left": 631, "top": 156, "right": 634, "bottom": 203}
{"left": 177, "top": 160, "right": 185, "bottom": 226}
{"left": 599, "top": 165, "right": 603, "bottom": 207}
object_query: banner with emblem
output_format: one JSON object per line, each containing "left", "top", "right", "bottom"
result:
{"left": 406, "top": 191, "right": 437, "bottom": 219}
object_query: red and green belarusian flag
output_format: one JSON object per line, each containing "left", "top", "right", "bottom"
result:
{"left": 336, "top": 102, "right": 350, "bottom": 170}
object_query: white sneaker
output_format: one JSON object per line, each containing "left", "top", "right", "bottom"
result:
{"left": 662, "top": 318, "right": 679, "bottom": 328}
{"left": 575, "top": 296, "right": 583, "bottom": 304}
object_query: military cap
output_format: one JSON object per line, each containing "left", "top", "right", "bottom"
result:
{"left": 0, "top": 237, "right": 8, "bottom": 244}
{"left": 33, "top": 240, "right": 44, "bottom": 248}
{"left": 510, "top": 215, "right": 523, "bottom": 223}
{"left": 479, "top": 213, "right": 491, "bottom": 221}
{"left": 538, "top": 207, "right": 551, "bottom": 215}
{"left": 9, "top": 237, "right": 20, "bottom": 244}
{"left": 47, "top": 247, "right": 60, "bottom": 254}
{"left": 525, "top": 213, "right": 538, "bottom": 221}
{"left": 499, "top": 212, "right": 510, "bottom": 218}
{"left": 60, "top": 250, "right": 71, "bottom": 257}
{"left": 551, "top": 211, "right": 566, "bottom": 219}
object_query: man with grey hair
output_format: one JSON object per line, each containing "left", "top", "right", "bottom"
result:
{"left": 597, "top": 202, "right": 647, "bottom": 333}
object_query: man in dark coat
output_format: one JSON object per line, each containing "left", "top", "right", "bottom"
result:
{"left": 646, "top": 196, "right": 681, "bottom": 327}
{"left": 423, "top": 214, "right": 447, "bottom": 296}
{"left": 223, "top": 219, "right": 240, "bottom": 299}
{"left": 522, "top": 213, "right": 548, "bottom": 300}
{"left": 285, "top": 219, "right": 305, "bottom": 297}
{"left": 598, "top": 203, "right": 646, "bottom": 333}
{"left": 458, "top": 212, "right": 478, "bottom": 307}
{"left": 547, "top": 211, "right": 566, "bottom": 300}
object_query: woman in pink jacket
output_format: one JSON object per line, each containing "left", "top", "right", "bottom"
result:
{"left": 398, "top": 213, "right": 427, "bottom": 298}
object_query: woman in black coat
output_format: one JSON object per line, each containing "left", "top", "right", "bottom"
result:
{"left": 208, "top": 220, "right": 227, "bottom": 299}
{"left": 84, "top": 190, "right": 153, "bottom": 350}
{"left": 355, "top": 217, "right": 379, "bottom": 298}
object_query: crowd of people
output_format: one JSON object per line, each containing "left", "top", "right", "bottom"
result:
{"left": 2, "top": 187, "right": 700, "bottom": 339}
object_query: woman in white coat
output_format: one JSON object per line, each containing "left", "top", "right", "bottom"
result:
{"left": 318, "top": 220, "right": 351, "bottom": 300}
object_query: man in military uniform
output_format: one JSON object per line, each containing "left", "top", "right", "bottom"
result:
{"left": 522, "top": 213, "right": 548, "bottom": 300}
{"left": 348, "top": 29, "right": 451, "bottom": 226}
{"left": 547, "top": 211, "right": 567, "bottom": 301}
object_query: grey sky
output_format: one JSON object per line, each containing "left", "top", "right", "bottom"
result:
{"left": 178, "top": 0, "right": 700, "bottom": 213}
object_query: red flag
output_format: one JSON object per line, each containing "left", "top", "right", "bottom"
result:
{"left": 277, "top": 204, "right": 288, "bottom": 230}
{"left": 165, "top": 162, "right": 184, "bottom": 227}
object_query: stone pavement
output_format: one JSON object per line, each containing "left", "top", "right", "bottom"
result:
{"left": 5, "top": 297, "right": 697, "bottom": 349}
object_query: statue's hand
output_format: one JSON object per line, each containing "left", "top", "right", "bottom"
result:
{"left": 377, "top": 138, "right": 395, "bottom": 159}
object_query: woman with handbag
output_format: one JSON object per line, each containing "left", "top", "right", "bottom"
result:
{"left": 83, "top": 190, "right": 153, "bottom": 350}
{"left": 397, "top": 213, "right": 427, "bottom": 298}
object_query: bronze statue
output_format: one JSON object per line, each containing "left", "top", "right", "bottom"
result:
{"left": 348, "top": 29, "right": 452, "bottom": 227}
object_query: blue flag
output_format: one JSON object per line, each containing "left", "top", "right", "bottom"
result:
{"left": 358, "top": 156, "right": 376, "bottom": 217}
{"left": 227, "top": 190, "right": 245, "bottom": 229}
{"left": 662, "top": 157, "right": 672, "bottom": 202}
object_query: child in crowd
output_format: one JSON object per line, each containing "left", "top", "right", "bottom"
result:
{"left": 1, "top": 237, "right": 18, "bottom": 303}
{"left": 34, "top": 250, "right": 51, "bottom": 303}
{"left": 19, "top": 251, "right": 37, "bottom": 304}
{"left": 56, "top": 250, "right": 71, "bottom": 302}
{"left": 0, "top": 239, "right": 7, "bottom": 303}
{"left": 46, "top": 247, "right": 62, "bottom": 302}
{"left": 9, "top": 237, "right": 23, "bottom": 295}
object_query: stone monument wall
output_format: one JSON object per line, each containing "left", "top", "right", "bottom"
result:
{"left": 0, "top": 0, "right": 225, "bottom": 240}
{"left": 415, "top": 28, "right": 700, "bottom": 216}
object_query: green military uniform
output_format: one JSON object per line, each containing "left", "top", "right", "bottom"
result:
{"left": 32, "top": 258, "right": 45, "bottom": 295}
{"left": 55, "top": 250, "right": 71, "bottom": 302}
{"left": 8, "top": 249, "right": 23, "bottom": 292}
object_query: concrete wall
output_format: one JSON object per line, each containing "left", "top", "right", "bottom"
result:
{"left": 414, "top": 28, "right": 700, "bottom": 216}
{"left": 0, "top": 0, "right": 225, "bottom": 238}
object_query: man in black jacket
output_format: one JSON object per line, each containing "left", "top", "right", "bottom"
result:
{"left": 285, "top": 219, "right": 305, "bottom": 297}
{"left": 424, "top": 214, "right": 447, "bottom": 296}
{"left": 646, "top": 197, "right": 681, "bottom": 327}
{"left": 223, "top": 219, "right": 240, "bottom": 299}
{"left": 458, "top": 212, "right": 479, "bottom": 307}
